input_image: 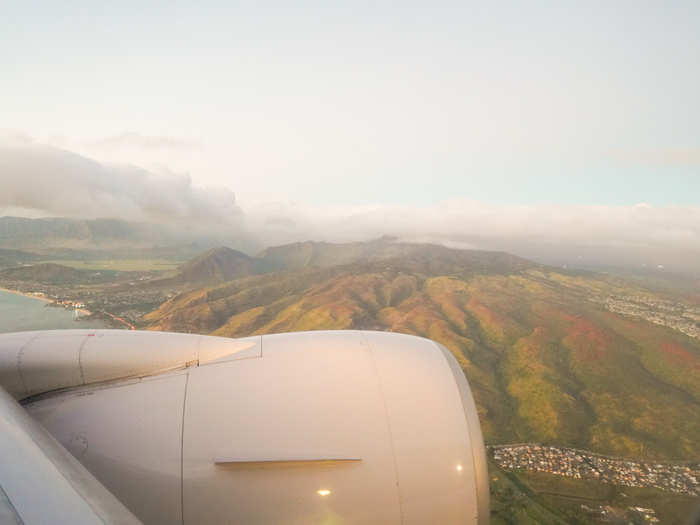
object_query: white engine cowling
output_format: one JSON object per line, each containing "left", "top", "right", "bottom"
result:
{"left": 1, "top": 329, "right": 488, "bottom": 524}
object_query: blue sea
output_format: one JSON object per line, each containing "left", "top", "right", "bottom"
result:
{"left": 0, "top": 290, "right": 109, "bottom": 333}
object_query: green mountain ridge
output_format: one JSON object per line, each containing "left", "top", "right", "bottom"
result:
{"left": 0, "top": 248, "right": 39, "bottom": 269}
{"left": 144, "top": 242, "right": 700, "bottom": 462}
{"left": 0, "top": 216, "right": 257, "bottom": 259}
{"left": 255, "top": 236, "right": 531, "bottom": 274}
{"left": 0, "top": 263, "right": 121, "bottom": 284}
{"left": 136, "top": 238, "right": 532, "bottom": 288}
{"left": 175, "top": 246, "right": 256, "bottom": 283}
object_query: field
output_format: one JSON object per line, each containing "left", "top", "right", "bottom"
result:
{"left": 38, "top": 259, "right": 183, "bottom": 272}
{"left": 489, "top": 459, "right": 699, "bottom": 524}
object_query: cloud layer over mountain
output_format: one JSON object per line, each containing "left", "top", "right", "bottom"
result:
{"left": 248, "top": 200, "right": 700, "bottom": 249}
{"left": 1, "top": 139, "right": 698, "bottom": 276}
{"left": 244, "top": 201, "right": 700, "bottom": 276}
{"left": 0, "top": 139, "right": 240, "bottom": 227}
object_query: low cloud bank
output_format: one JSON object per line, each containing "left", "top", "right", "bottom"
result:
{"left": 0, "top": 139, "right": 240, "bottom": 228}
{"left": 245, "top": 200, "right": 700, "bottom": 249}
{"left": 1, "top": 139, "right": 698, "bottom": 276}
{"left": 244, "top": 201, "right": 700, "bottom": 276}
{"left": 89, "top": 132, "right": 201, "bottom": 152}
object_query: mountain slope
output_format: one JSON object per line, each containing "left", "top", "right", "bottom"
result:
{"left": 144, "top": 246, "right": 700, "bottom": 461}
{"left": 256, "top": 237, "right": 531, "bottom": 274}
{"left": 175, "top": 246, "right": 255, "bottom": 283}
{"left": 0, "top": 263, "right": 119, "bottom": 284}
{"left": 0, "top": 248, "right": 38, "bottom": 269}
{"left": 0, "top": 216, "right": 257, "bottom": 259}
{"left": 152, "top": 238, "right": 532, "bottom": 288}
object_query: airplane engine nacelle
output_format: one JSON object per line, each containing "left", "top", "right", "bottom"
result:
{"left": 3, "top": 330, "right": 488, "bottom": 524}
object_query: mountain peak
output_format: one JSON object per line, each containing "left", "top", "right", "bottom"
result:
{"left": 176, "top": 246, "right": 253, "bottom": 283}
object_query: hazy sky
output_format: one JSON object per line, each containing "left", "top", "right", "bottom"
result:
{"left": 3, "top": 1, "right": 699, "bottom": 207}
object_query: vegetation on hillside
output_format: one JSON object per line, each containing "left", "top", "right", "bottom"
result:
{"left": 144, "top": 244, "right": 700, "bottom": 461}
{"left": 175, "top": 246, "right": 255, "bottom": 283}
{"left": 0, "top": 263, "right": 121, "bottom": 284}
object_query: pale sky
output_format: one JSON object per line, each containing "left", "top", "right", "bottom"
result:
{"left": 3, "top": 1, "right": 699, "bottom": 208}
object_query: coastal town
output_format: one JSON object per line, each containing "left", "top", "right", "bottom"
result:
{"left": 491, "top": 444, "right": 700, "bottom": 496}
{"left": 0, "top": 277, "right": 170, "bottom": 330}
{"left": 591, "top": 293, "right": 700, "bottom": 339}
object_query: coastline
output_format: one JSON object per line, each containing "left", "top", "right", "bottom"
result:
{"left": 0, "top": 287, "right": 92, "bottom": 316}
{"left": 0, "top": 287, "right": 54, "bottom": 304}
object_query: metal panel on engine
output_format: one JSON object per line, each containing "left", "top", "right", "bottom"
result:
{"left": 182, "top": 331, "right": 402, "bottom": 524}
{"left": 363, "top": 331, "right": 479, "bottom": 524}
{"left": 25, "top": 373, "right": 186, "bottom": 524}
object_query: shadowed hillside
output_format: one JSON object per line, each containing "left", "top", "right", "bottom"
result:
{"left": 256, "top": 236, "right": 531, "bottom": 274}
{"left": 0, "top": 263, "right": 120, "bottom": 284}
{"left": 175, "top": 246, "right": 255, "bottom": 283}
{"left": 146, "top": 237, "right": 532, "bottom": 288}
{"left": 144, "top": 243, "right": 700, "bottom": 461}
{"left": 0, "top": 248, "right": 38, "bottom": 269}
{"left": 0, "top": 216, "right": 257, "bottom": 259}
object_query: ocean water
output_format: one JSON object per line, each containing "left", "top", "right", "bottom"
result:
{"left": 0, "top": 290, "right": 109, "bottom": 333}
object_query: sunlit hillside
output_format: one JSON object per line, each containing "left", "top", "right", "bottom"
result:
{"left": 144, "top": 244, "right": 700, "bottom": 461}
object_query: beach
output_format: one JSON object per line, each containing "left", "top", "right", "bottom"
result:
{"left": 0, "top": 287, "right": 92, "bottom": 316}
{"left": 0, "top": 289, "right": 107, "bottom": 333}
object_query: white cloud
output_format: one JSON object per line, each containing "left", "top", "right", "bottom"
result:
{"left": 243, "top": 200, "right": 700, "bottom": 276}
{"left": 0, "top": 140, "right": 240, "bottom": 228}
{"left": 607, "top": 148, "right": 700, "bottom": 166}
{"left": 1, "top": 139, "right": 698, "bottom": 276}
{"left": 243, "top": 199, "right": 700, "bottom": 248}
{"left": 89, "top": 132, "right": 201, "bottom": 152}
